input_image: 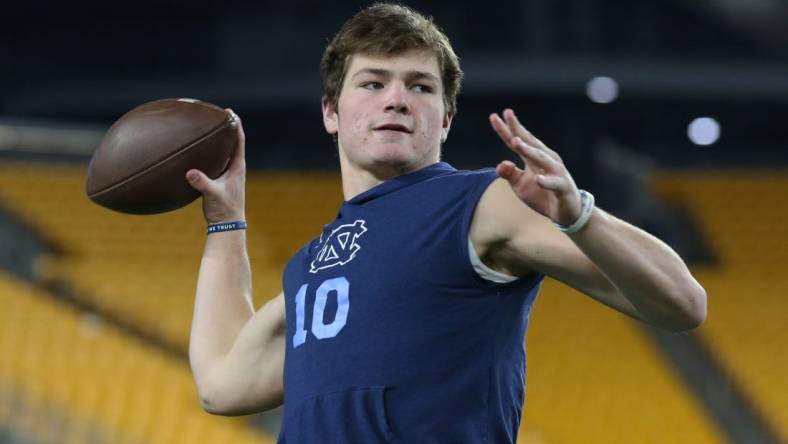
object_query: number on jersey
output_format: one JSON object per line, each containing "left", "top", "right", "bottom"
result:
{"left": 293, "top": 277, "right": 350, "bottom": 347}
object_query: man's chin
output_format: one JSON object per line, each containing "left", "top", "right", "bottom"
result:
{"left": 340, "top": 144, "right": 438, "bottom": 177}
{"left": 365, "top": 146, "right": 414, "bottom": 166}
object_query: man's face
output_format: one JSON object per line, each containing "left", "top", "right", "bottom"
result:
{"left": 322, "top": 49, "right": 453, "bottom": 176}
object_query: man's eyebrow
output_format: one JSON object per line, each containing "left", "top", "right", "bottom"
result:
{"left": 406, "top": 71, "right": 439, "bottom": 82}
{"left": 351, "top": 68, "right": 390, "bottom": 79}
{"left": 351, "top": 68, "right": 439, "bottom": 82}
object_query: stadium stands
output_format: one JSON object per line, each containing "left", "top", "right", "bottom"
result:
{"left": 652, "top": 171, "right": 788, "bottom": 443}
{"left": 0, "top": 270, "right": 273, "bottom": 444}
{"left": 521, "top": 277, "right": 727, "bottom": 443}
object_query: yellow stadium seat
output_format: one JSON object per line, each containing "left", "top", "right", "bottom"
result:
{"left": 651, "top": 171, "right": 788, "bottom": 443}
{"left": 0, "top": 270, "right": 276, "bottom": 444}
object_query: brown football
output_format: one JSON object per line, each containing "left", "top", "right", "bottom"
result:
{"left": 85, "top": 98, "right": 236, "bottom": 214}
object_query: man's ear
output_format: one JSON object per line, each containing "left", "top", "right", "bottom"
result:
{"left": 441, "top": 111, "right": 454, "bottom": 143}
{"left": 322, "top": 97, "right": 339, "bottom": 135}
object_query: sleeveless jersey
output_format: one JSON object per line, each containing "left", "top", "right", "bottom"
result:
{"left": 278, "top": 162, "right": 543, "bottom": 443}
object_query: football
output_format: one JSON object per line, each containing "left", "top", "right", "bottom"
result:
{"left": 85, "top": 98, "right": 237, "bottom": 214}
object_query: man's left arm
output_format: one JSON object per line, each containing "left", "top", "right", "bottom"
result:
{"left": 473, "top": 109, "right": 707, "bottom": 332}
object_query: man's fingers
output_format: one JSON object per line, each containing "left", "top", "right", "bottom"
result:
{"left": 226, "top": 109, "right": 246, "bottom": 173}
{"left": 503, "top": 109, "right": 524, "bottom": 134}
{"left": 492, "top": 113, "right": 541, "bottom": 167}
{"left": 503, "top": 109, "right": 532, "bottom": 144}
{"left": 489, "top": 113, "right": 516, "bottom": 148}
{"left": 512, "top": 137, "right": 557, "bottom": 173}
{"left": 493, "top": 111, "right": 564, "bottom": 177}
{"left": 504, "top": 109, "right": 539, "bottom": 146}
{"left": 536, "top": 174, "right": 565, "bottom": 191}
{"left": 502, "top": 109, "right": 562, "bottom": 162}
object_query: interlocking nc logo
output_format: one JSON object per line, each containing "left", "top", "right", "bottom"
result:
{"left": 310, "top": 220, "right": 368, "bottom": 273}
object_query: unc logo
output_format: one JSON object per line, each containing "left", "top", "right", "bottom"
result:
{"left": 310, "top": 220, "right": 368, "bottom": 273}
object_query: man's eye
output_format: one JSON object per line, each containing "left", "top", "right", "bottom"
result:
{"left": 362, "top": 82, "right": 383, "bottom": 90}
{"left": 412, "top": 84, "right": 433, "bottom": 93}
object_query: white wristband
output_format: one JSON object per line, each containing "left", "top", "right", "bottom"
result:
{"left": 554, "top": 190, "right": 595, "bottom": 234}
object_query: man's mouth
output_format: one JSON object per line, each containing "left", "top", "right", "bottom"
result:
{"left": 374, "top": 124, "right": 412, "bottom": 133}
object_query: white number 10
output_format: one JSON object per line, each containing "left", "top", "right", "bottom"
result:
{"left": 293, "top": 276, "right": 350, "bottom": 348}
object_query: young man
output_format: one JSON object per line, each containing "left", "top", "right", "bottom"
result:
{"left": 186, "top": 4, "right": 707, "bottom": 443}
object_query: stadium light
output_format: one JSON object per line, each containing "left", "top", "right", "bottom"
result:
{"left": 586, "top": 76, "right": 619, "bottom": 104}
{"left": 688, "top": 117, "right": 720, "bottom": 146}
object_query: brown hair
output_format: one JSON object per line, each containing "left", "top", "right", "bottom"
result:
{"left": 320, "top": 3, "right": 463, "bottom": 116}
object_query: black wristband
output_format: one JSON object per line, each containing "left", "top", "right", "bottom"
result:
{"left": 207, "top": 220, "right": 247, "bottom": 234}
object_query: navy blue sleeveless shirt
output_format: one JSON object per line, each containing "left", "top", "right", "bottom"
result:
{"left": 278, "top": 162, "right": 543, "bottom": 443}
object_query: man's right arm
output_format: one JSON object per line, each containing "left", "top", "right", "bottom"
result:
{"left": 188, "top": 230, "right": 286, "bottom": 415}
{"left": 185, "top": 111, "right": 286, "bottom": 415}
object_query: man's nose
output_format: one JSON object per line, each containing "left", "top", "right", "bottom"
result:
{"left": 383, "top": 82, "right": 410, "bottom": 113}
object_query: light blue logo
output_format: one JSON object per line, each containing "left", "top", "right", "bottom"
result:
{"left": 309, "top": 220, "right": 367, "bottom": 273}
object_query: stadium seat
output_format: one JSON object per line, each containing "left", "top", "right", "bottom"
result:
{"left": 0, "top": 270, "right": 274, "bottom": 444}
{"left": 651, "top": 171, "right": 788, "bottom": 443}
{"left": 521, "top": 278, "right": 726, "bottom": 443}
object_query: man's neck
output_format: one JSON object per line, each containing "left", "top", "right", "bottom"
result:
{"left": 339, "top": 156, "right": 438, "bottom": 201}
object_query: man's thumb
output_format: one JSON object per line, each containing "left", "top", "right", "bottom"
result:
{"left": 186, "top": 169, "right": 210, "bottom": 193}
{"left": 495, "top": 160, "right": 521, "bottom": 184}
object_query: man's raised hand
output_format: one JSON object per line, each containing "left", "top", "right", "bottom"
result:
{"left": 489, "top": 109, "right": 582, "bottom": 227}
{"left": 186, "top": 109, "right": 247, "bottom": 225}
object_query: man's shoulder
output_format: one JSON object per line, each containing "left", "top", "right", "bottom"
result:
{"left": 440, "top": 164, "right": 497, "bottom": 179}
{"left": 421, "top": 164, "right": 498, "bottom": 189}
{"left": 469, "top": 178, "right": 551, "bottom": 265}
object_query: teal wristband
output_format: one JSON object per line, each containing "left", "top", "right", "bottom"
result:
{"left": 207, "top": 220, "right": 247, "bottom": 234}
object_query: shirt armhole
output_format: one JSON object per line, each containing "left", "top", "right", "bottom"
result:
{"left": 467, "top": 236, "right": 518, "bottom": 284}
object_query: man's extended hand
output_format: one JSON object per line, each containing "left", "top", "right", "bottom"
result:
{"left": 489, "top": 109, "right": 582, "bottom": 227}
{"left": 186, "top": 109, "right": 247, "bottom": 225}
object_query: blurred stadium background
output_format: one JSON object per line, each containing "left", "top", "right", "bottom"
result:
{"left": 1, "top": 0, "right": 787, "bottom": 443}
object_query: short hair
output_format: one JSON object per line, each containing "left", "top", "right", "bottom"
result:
{"left": 320, "top": 3, "right": 463, "bottom": 116}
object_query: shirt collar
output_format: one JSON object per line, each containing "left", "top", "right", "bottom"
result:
{"left": 345, "top": 162, "right": 456, "bottom": 206}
